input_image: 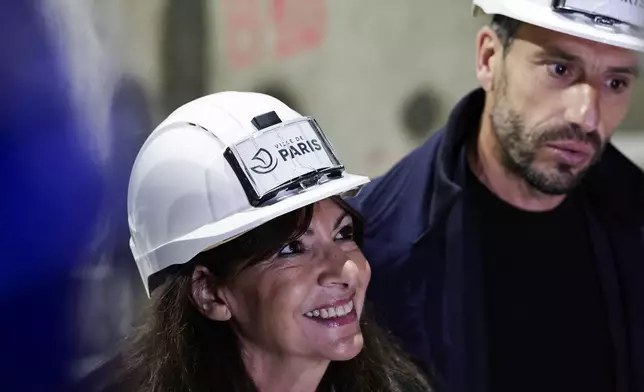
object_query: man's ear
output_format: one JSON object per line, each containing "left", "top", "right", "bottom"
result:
{"left": 476, "top": 26, "right": 502, "bottom": 92}
{"left": 191, "top": 265, "right": 232, "bottom": 321}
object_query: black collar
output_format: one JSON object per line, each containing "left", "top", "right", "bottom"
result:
{"left": 426, "top": 88, "right": 485, "bottom": 231}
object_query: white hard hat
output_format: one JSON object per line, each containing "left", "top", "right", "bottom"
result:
{"left": 473, "top": 0, "right": 644, "bottom": 52}
{"left": 127, "top": 92, "right": 370, "bottom": 296}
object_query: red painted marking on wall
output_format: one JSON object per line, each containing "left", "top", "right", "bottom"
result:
{"left": 223, "top": 0, "right": 264, "bottom": 69}
{"left": 272, "top": 0, "right": 327, "bottom": 58}
{"left": 224, "top": 0, "right": 327, "bottom": 69}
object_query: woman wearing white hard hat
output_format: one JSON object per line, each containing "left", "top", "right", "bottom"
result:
{"left": 89, "top": 92, "right": 432, "bottom": 392}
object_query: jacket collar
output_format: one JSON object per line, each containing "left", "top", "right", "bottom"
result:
{"left": 425, "top": 88, "right": 485, "bottom": 232}
{"left": 584, "top": 143, "right": 644, "bottom": 226}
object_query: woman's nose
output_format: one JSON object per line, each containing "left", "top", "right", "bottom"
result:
{"left": 317, "top": 246, "right": 359, "bottom": 289}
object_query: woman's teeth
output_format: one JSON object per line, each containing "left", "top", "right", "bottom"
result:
{"left": 305, "top": 300, "right": 354, "bottom": 319}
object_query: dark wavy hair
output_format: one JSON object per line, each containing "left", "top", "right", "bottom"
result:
{"left": 96, "top": 197, "right": 431, "bottom": 392}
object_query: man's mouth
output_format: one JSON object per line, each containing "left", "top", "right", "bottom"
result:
{"left": 545, "top": 140, "right": 594, "bottom": 166}
{"left": 546, "top": 140, "right": 594, "bottom": 155}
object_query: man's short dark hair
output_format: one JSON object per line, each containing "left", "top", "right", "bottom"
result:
{"left": 491, "top": 14, "right": 523, "bottom": 51}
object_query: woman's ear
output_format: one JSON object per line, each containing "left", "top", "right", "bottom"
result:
{"left": 191, "top": 265, "right": 232, "bottom": 321}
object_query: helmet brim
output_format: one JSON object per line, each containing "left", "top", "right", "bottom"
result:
{"left": 135, "top": 173, "right": 369, "bottom": 296}
{"left": 473, "top": 0, "right": 644, "bottom": 52}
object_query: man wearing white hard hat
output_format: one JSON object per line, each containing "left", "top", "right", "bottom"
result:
{"left": 349, "top": 1, "right": 644, "bottom": 391}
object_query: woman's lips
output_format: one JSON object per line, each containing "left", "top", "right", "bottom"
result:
{"left": 303, "top": 296, "right": 359, "bottom": 327}
{"left": 304, "top": 301, "right": 357, "bottom": 328}
{"left": 305, "top": 298, "right": 354, "bottom": 319}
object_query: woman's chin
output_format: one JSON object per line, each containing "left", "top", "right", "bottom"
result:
{"left": 322, "top": 332, "right": 365, "bottom": 361}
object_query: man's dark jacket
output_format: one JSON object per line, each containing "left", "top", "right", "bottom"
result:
{"left": 347, "top": 89, "right": 644, "bottom": 392}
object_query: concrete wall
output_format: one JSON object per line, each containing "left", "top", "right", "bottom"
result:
{"left": 112, "top": 0, "right": 644, "bottom": 173}
{"left": 111, "top": 0, "right": 484, "bottom": 177}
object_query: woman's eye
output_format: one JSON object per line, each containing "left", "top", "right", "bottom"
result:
{"left": 278, "top": 241, "right": 305, "bottom": 256}
{"left": 335, "top": 225, "right": 354, "bottom": 241}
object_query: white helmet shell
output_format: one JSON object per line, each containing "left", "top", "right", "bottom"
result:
{"left": 127, "top": 92, "right": 369, "bottom": 296}
{"left": 473, "top": 0, "right": 644, "bottom": 52}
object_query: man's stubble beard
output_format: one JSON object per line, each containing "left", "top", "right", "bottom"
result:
{"left": 489, "top": 70, "right": 603, "bottom": 196}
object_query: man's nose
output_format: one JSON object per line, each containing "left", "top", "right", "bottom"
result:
{"left": 564, "top": 84, "right": 600, "bottom": 133}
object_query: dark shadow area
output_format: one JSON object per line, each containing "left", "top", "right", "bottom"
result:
{"left": 400, "top": 86, "right": 442, "bottom": 141}
{"left": 161, "top": 0, "right": 209, "bottom": 115}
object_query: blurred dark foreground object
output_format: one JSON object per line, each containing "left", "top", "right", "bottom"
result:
{"left": 0, "top": 1, "right": 103, "bottom": 390}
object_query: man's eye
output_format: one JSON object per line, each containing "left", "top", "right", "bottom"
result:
{"left": 335, "top": 225, "right": 354, "bottom": 241}
{"left": 278, "top": 241, "right": 305, "bottom": 256}
{"left": 547, "top": 63, "right": 571, "bottom": 78}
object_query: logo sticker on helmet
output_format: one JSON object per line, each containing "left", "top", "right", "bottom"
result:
{"left": 232, "top": 117, "right": 342, "bottom": 198}
{"left": 249, "top": 148, "right": 278, "bottom": 174}
{"left": 554, "top": 0, "right": 644, "bottom": 28}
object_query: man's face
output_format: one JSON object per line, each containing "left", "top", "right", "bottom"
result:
{"left": 489, "top": 24, "right": 639, "bottom": 195}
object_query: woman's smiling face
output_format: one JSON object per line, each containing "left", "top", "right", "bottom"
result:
{"left": 222, "top": 199, "right": 371, "bottom": 362}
